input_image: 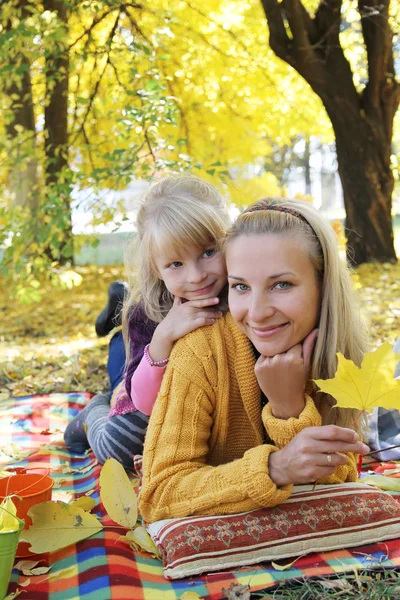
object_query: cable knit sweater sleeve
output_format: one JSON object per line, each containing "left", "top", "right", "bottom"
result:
{"left": 263, "top": 395, "right": 359, "bottom": 483}
{"left": 139, "top": 346, "right": 293, "bottom": 522}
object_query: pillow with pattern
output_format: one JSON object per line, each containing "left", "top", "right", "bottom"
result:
{"left": 145, "top": 482, "right": 400, "bottom": 580}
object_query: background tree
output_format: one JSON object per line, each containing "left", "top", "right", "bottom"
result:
{"left": 261, "top": 0, "right": 399, "bottom": 264}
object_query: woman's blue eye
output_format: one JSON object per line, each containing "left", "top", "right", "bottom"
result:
{"left": 203, "top": 249, "right": 216, "bottom": 258}
{"left": 169, "top": 261, "right": 182, "bottom": 268}
{"left": 273, "top": 281, "right": 292, "bottom": 290}
{"left": 231, "top": 283, "right": 249, "bottom": 292}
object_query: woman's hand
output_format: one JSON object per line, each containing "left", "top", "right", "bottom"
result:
{"left": 268, "top": 425, "right": 370, "bottom": 486}
{"left": 149, "top": 296, "right": 222, "bottom": 362}
{"left": 254, "top": 329, "right": 318, "bottom": 419}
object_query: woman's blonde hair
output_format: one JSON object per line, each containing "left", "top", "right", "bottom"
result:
{"left": 224, "top": 198, "right": 369, "bottom": 434}
{"left": 122, "top": 175, "right": 231, "bottom": 350}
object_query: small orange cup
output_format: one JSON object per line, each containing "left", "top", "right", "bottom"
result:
{"left": 0, "top": 473, "right": 54, "bottom": 557}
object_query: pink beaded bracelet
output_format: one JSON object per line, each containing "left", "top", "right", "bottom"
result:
{"left": 143, "top": 344, "right": 169, "bottom": 367}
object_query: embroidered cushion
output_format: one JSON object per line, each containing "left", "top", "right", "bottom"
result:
{"left": 145, "top": 482, "right": 400, "bottom": 579}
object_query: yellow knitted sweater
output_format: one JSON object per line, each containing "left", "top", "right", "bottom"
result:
{"left": 139, "top": 313, "right": 358, "bottom": 523}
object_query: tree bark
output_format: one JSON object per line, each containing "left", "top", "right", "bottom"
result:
{"left": 43, "top": 0, "right": 72, "bottom": 263}
{"left": 260, "top": 0, "right": 399, "bottom": 264}
{"left": 4, "top": 0, "right": 39, "bottom": 210}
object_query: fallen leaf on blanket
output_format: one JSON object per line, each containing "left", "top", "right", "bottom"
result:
{"left": 85, "top": 488, "right": 96, "bottom": 496}
{"left": 271, "top": 555, "right": 304, "bottom": 571}
{"left": 4, "top": 590, "right": 22, "bottom": 599}
{"left": 51, "top": 478, "right": 67, "bottom": 488}
{"left": 40, "top": 429, "right": 63, "bottom": 435}
{"left": 314, "top": 342, "right": 400, "bottom": 412}
{"left": 120, "top": 527, "right": 161, "bottom": 558}
{"left": 0, "top": 443, "right": 36, "bottom": 463}
{"left": 44, "top": 565, "right": 77, "bottom": 582}
{"left": 70, "top": 496, "right": 95, "bottom": 511}
{"left": 0, "top": 469, "right": 13, "bottom": 478}
{"left": 359, "top": 475, "right": 400, "bottom": 492}
{"left": 382, "top": 466, "right": 400, "bottom": 476}
{"left": 0, "top": 497, "right": 22, "bottom": 532}
{"left": 180, "top": 593, "right": 203, "bottom": 600}
{"left": 20, "top": 500, "right": 103, "bottom": 553}
{"left": 14, "top": 560, "right": 42, "bottom": 572}
{"left": 22, "top": 566, "right": 51, "bottom": 576}
{"left": 221, "top": 583, "right": 250, "bottom": 600}
{"left": 18, "top": 579, "right": 31, "bottom": 588}
{"left": 100, "top": 458, "right": 138, "bottom": 528}
{"left": 60, "top": 460, "right": 98, "bottom": 475}
{"left": 0, "top": 389, "right": 10, "bottom": 400}
{"left": 52, "top": 491, "right": 74, "bottom": 504}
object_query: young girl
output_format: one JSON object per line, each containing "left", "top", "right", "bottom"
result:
{"left": 139, "top": 198, "right": 370, "bottom": 523}
{"left": 64, "top": 175, "right": 231, "bottom": 467}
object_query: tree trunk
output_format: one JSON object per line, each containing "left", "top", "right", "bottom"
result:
{"left": 260, "top": 0, "right": 399, "bottom": 264}
{"left": 43, "top": 0, "right": 72, "bottom": 264}
{"left": 326, "top": 107, "right": 395, "bottom": 263}
{"left": 4, "top": 1, "right": 39, "bottom": 210}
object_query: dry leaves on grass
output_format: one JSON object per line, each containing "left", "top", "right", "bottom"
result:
{"left": 0, "top": 263, "right": 398, "bottom": 397}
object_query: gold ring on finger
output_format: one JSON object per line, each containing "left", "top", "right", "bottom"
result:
{"left": 326, "top": 454, "right": 332, "bottom": 465}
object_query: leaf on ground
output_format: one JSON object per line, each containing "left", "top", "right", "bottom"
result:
{"left": 20, "top": 500, "right": 103, "bottom": 553}
{"left": 120, "top": 527, "right": 161, "bottom": 558}
{"left": 18, "top": 578, "right": 31, "bottom": 588}
{"left": 70, "top": 496, "right": 95, "bottom": 511}
{"left": 314, "top": 342, "right": 400, "bottom": 412}
{"left": 99, "top": 458, "right": 138, "bottom": 528}
{"left": 359, "top": 475, "right": 400, "bottom": 492}
{"left": 221, "top": 583, "right": 250, "bottom": 600}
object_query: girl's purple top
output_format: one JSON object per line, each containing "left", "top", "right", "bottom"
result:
{"left": 109, "top": 301, "right": 158, "bottom": 418}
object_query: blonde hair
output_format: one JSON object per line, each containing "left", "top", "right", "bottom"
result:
{"left": 224, "top": 198, "right": 369, "bottom": 434}
{"left": 122, "top": 175, "right": 231, "bottom": 350}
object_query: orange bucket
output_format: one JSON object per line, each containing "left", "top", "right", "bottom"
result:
{"left": 0, "top": 473, "right": 54, "bottom": 557}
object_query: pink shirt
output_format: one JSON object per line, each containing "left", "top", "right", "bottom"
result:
{"left": 109, "top": 353, "right": 167, "bottom": 418}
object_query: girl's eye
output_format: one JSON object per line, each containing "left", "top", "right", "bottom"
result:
{"left": 202, "top": 248, "right": 216, "bottom": 258}
{"left": 168, "top": 261, "right": 183, "bottom": 268}
{"left": 231, "top": 283, "right": 249, "bottom": 292}
{"left": 273, "top": 281, "right": 292, "bottom": 290}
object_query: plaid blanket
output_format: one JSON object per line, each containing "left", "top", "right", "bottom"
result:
{"left": 1, "top": 392, "right": 400, "bottom": 600}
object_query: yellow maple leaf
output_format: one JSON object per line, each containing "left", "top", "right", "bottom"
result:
{"left": 314, "top": 342, "right": 400, "bottom": 413}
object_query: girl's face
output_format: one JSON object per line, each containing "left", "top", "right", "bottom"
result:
{"left": 226, "top": 233, "right": 321, "bottom": 356}
{"left": 155, "top": 244, "right": 226, "bottom": 301}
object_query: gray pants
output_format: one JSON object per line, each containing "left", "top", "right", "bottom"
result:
{"left": 64, "top": 393, "right": 149, "bottom": 469}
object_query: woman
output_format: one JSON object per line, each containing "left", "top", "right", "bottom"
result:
{"left": 139, "top": 198, "right": 370, "bottom": 523}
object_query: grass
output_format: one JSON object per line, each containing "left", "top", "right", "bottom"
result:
{"left": 251, "top": 569, "right": 400, "bottom": 599}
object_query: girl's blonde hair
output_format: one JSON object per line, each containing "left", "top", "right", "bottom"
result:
{"left": 122, "top": 175, "right": 231, "bottom": 350}
{"left": 224, "top": 198, "right": 369, "bottom": 434}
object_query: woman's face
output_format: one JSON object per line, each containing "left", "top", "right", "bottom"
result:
{"left": 226, "top": 233, "right": 321, "bottom": 356}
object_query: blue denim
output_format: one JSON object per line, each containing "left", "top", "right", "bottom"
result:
{"left": 107, "top": 331, "right": 126, "bottom": 392}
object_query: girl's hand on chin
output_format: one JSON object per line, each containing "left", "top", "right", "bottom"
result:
{"left": 268, "top": 425, "right": 370, "bottom": 487}
{"left": 254, "top": 328, "right": 318, "bottom": 419}
{"left": 149, "top": 296, "right": 222, "bottom": 362}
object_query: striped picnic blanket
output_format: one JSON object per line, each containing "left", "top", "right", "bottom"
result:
{"left": 1, "top": 392, "right": 400, "bottom": 600}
